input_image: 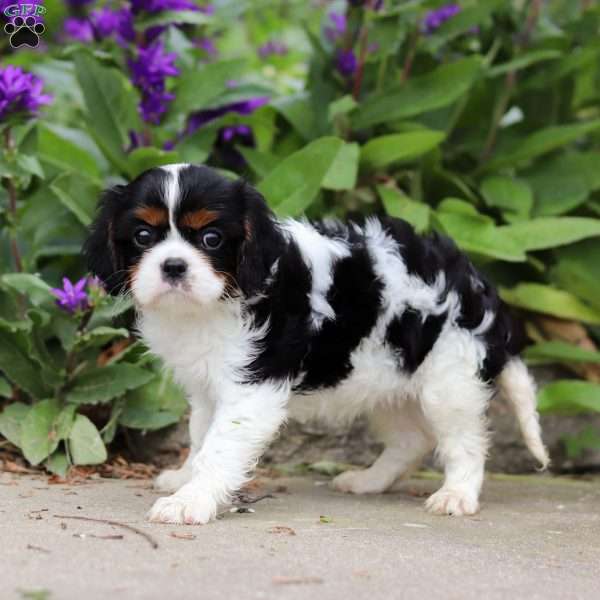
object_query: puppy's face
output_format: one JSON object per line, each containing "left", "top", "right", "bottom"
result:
{"left": 85, "top": 164, "right": 277, "bottom": 309}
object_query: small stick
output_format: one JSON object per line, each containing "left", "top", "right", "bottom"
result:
{"left": 54, "top": 514, "right": 158, "bottom": 549}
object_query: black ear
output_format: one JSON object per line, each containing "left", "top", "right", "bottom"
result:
{"left": 83, "top": 185, "right": 127, "bottom": 296}
{"left": 236, "top": 183, "right": 283, "bottom": 298}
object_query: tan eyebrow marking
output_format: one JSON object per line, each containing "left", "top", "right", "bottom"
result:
{"left": 180, "top": 209, "right": 219, "bottom": 230}
{"left": 134, "top": 206, "right": 168, "bottom": 227}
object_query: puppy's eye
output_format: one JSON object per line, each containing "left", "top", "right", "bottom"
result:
{"left": 134, "top": 227, "right": 154, "bottom": 248}
{"left": 200, "top": 228, "right": 223, "bottom": 250}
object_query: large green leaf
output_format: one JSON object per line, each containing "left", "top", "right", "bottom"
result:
{"left": 74, "top": 52, "right": 140, "bottom": 173}
{"left": 480, "top": 176, "right": 532, "bottom": 222}
{"left": 49, "top": 172, "right": 100, "bottom": 227}
{"left": 501, "top": 218, "right": 600, "bottom": 252}
{"left": 484, "top": 120, "right": 600, "bottom": 171}
{"left": 487, "top": 50, "right": 561, "bottom": 78}
{"left": 0, "top": 402, "right": 30, "bottom": 447}
{"left": 435, "top": 200, "right": 525, "bottom": 262}
{"left": 37, "top": 124, "right": 100, "bottom": 179}
{"left": 323, "top": 143, "right": 359, "bottom": 190}
{"left": 361, "top": 131, "right": 445, "bottom": 170}
{"left": 172, "top": 59, "right": 246, "bottom": 115}
{"left": 1, "top": 273, "right": 54, "bottom": 306}
{"left": 524, "top": 341, "right": 600, "bottom": 366}
{"left": 377, "top": 186, "right": 430, "bottom": 233}
{"left": 66, "top": 364, "right": 155, "bottom": 405}
{"left": 355, "top": 57, "right": 482, "bottom": 128}
{"left": 0, "top": 377, "right": 12, "bottom": 398}
{"left": 68, "top": 414, "right": 107, "bottom": 465}
{"left": 20, "top": 400, "right": 62, "bottom": 465}
{"left": 127, "top": 148, "right": 180, "bottom": 178}
{"left": 258, "top": 137, "right": 344, "bottom": 216}
{"left": 0, "top": 330, "right": 48, "bottom": 399}
{"left": 538, "top": 380, "right": 600, "bottom": 414}
{"left": 500, "top": 283, "right": 600, "bottom": 324}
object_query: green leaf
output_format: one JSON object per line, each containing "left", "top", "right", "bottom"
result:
{"left": 68, "top": 414, "right": 107, "bottom": 465}
{"left": 500, "top": 283, "right": 600, "bottom": 324}
{"left": 563, "top": 426, "right": 600, "bottom": 459}
{"left": 237, "top": 147, "right": 279, "bottom": 178}
{"left": 38, "top": 124, "right": 100, "bottom": 179}
{"left": 355, "top": 57, "right": 482, "bottom": 128}
{"left": 49, "top": 172, "right": 100, "bottom": 227}
{"left": 0, "top": 402, "right": 30, "bottom": 447}
{"left": 435, "top": 201, "right": 525, "bottom": 262}
{"left": 484, "top": 120, "right": 600, "bottom": 171}
{"left": 487, "top": 50, "right": 561, "bottom": 77}
{"left": 1, "top": 274, "right": 54, "bottom": 306}
{"left": 74, "top": 52, "right": 140, "bottom": 173}
{"left": 16, "top": 154, "right": 45, "bottom": 179}
{"left": 524, "top": 341, "right": 600, "bottom": 366}
{"left": 0, "top": 377, "right": 12, "bottom": 398}
{"left": 377, "top": 186, "right": 430, "bottom": 233}
{"left": 0, "top": 331, "right": 48, "bottom": 399}
{"left": 501, "top": 218, "right": 600, "bottom": 251}
{"left": 46, "top": 450, "right": 69, "bottom": 477}
{"left": 272, "top": 92, "right": 316, "bottom": 140}
{"left": 20, "top": 400, "right": 61, "bottom": 465}
{"left": 135, "top": 9, "right": 211, "bottom": 29}
{"left": 323, "top": 143, "right": 359, "bottom": 190}
{"left": 172, "top": 59, "right": 246, "bottom": 116}
{"left": 73, "top": 326, "right": 129, "bottom": 349}
{"left": 119, "top": 371, "right": 187, "bottom": 431}
{"left": 480, "top": 176, "right": 532, "bottom": 221}
{"left": 258, "top": 137, "right": 344, "bottom": 216}
{"left": 66, "top": 364, "right": 154, "bottom": 405}
{"left": 360, "top": 131, "right": 445, "bottom": 170}
{"left": 127, "top": 148, "right": 180, "bottom": 179}
{"left": 538, "top": 380, "right": 600, "bottom": 414}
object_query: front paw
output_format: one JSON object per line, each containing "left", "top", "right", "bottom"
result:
{"left": 154, "top": 467, "right": 191, "bottom": 493}
{"left": 425, "top": 488, "right": 479, "bottom": 516}
{"left": 147, "top": 486, "right": 217, "bottom": 525}
{"left": 332, "top": 470, "right": 389, "bottom": 494}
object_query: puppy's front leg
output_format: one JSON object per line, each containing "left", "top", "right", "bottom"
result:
{"left": 148, "top": 383, "right": 288, "bottom": 525}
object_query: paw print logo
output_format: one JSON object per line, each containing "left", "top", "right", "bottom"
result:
{"left": 4, "top": 16, "right": 45, "bottom": 48}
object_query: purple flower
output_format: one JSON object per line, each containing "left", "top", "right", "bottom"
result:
{"left": 186, "top": 97, "right": 269, "bottom": 134}
{"left": 422, "top": 3, "right": 461, "bottom": 34}
{"left": 63, "top": 17, "right": 94, "bottom": 42}
{"left": 0, "top": 65, "right": 52, "bottom": 121}
{"left": 89, "top": 7, "right": 135, "bottom": 45}
{"left": 258, "top": 40, "right": 288, "bottom": 59}
{"left": 51, "top": 277, "right": 89, "bottom": 314}
{"left": 130, "top": 0, "right": 202, "bottom": 13}
{"left": 325, "top": 12, "right": 346, "bottom": 42}
{"left": 128, "top": 41, "right": 179, "bottom": 123}
{"left": 336, "top": 49, "right": 357, "bottom": 77}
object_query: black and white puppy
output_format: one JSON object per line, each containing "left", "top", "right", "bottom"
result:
{"left": 85, "top": 164, "right": 548, "bottom": 524}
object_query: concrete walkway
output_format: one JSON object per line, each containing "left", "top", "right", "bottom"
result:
{"left": 1, "top": 471, "right": 599, "bottom": 600}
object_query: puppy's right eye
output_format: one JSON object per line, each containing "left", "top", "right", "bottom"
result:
{"left": 134, "top": 227, "right": 154, "bottom": 248}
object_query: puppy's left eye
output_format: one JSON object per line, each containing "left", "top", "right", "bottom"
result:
{"left": 200, "top": 228, "right": 223, "bottom": 250}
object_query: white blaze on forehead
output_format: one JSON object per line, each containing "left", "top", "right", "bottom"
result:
{"left": 160, "top": 163, "right": 188, "bottom": 228}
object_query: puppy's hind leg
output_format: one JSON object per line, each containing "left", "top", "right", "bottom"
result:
{"left": 420, "top": 364, "right": 491, "bottom": 517}
{"left": 154, "top": 399, "right": 214, "bottom": 493}
{"left": 332, "top": 402, "right": 434, "bottom": 495}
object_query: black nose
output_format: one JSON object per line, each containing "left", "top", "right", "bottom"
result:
{"left": 162, "top": 258, "right": 188, "bottom": 280}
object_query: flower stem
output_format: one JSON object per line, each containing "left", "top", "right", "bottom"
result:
{"left": 3, "top": 128, "right": 23, "bottom": 272}
{"left": 352, "top": 24, "right": 370, "bottom": 100}
{"left": 401, "top": 30, "right": 420, "bottom": 83}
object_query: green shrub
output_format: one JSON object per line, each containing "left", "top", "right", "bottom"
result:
{"left": 1, "top": 0, "right": 600, "bottom": 471}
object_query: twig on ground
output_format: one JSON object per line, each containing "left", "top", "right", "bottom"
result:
{"left": 53, "top": 514, "right": 158, "bottom": 549}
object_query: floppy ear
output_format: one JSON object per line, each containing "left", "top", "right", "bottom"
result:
{"left": 236, "top": 183, "right": 283, "bottom": 298}
{"left": 83, "top": 185, "right": 127, "bottom": 296}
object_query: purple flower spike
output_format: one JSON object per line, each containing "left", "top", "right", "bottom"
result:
{"left": 130, "top": 0, "right": 203, "bottom": 13}
{"left": 422, "top": 3, "right": 461, "bottom": 34}
{"left": 89, "top": 7, "right": 135, "bottom": 45}
{"left": 0, "top": 65, "right": 52, "bottom": 121}
{"left": 325, "top": 12, "right": 347, "bottom": 42}
{"left": 63, "top": 17, "right": 94, "bottom": 43}
{"left": 258, "top": 40, "right": 288, "bottom": 59}
{"left": 336, "top": 49, "right": 357, "bottom": 77}
{"left": 51, "top": 277, "right": 89, "bottom": 314}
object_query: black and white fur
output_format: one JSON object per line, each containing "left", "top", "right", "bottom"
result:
{"left": 85, "top": 164, "right": 548, "bottom": 524}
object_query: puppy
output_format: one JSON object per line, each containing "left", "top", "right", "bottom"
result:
{"left": 85, "top": 164, "right": 548, "bottom": 524}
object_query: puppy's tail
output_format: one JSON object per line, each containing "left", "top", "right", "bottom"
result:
{"left": 496, "top": 357, "right": 550, "bottom": 469}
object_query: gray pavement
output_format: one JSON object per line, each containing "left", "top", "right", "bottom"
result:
{"left": 1, "top": 471, "right": 599, "bottom": 600}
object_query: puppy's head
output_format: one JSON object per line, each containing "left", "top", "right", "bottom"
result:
{"left": 84, "top": 164, "right": 280, "bottom": 309}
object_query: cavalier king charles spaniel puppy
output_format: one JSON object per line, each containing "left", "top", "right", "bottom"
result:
{"left": 85, "top": 164, "right": 548, "bottom": 524}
